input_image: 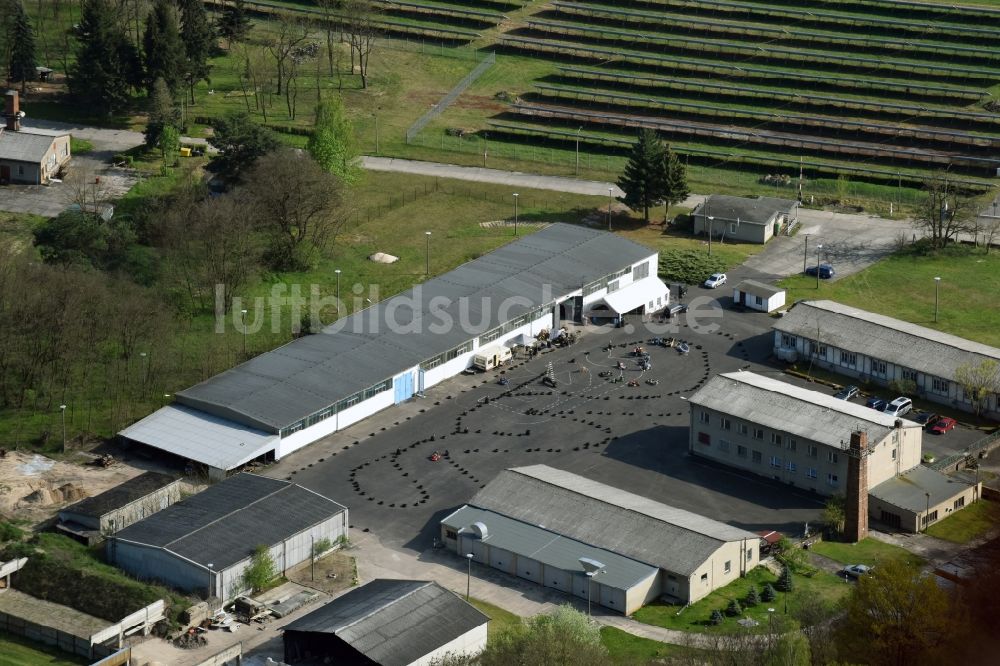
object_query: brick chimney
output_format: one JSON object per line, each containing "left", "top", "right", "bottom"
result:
{"left": 844, "top": 430, "right": 869, "bottom": 542}
{"left": 5, "top": 90, "right": 21, "bottom": 131}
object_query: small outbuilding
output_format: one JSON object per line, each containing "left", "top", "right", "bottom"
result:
{"left": 283, "top": 579, "right": 488, "bottom": 665}
{"left": 108, "top": 473, "right": 348, "bottom": 603}
{"left": 868, "top": 465, "right": 981, "bottom": 533}
{"left": 732, "top": 280, "right": 785, "bottom": 313}
{"left": 58, "top": 471, "right": 181, "bottom": 544}
{"left": 0, "top": 90, "right": 71, "bottom": 185}
{"left": 692, "top": 195, "right": 798, "bottom": 244}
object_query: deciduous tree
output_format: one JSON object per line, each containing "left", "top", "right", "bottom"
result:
{"left": 307, "top": 97, "right": 358, "bottom": 183}
{"left": 242, "top": 545, "right": 277, "bottom": 593}
{"left": 917, "top": 176, "right": 978, "bottom": 248}
{"left": 144, "top": 76, "right": 180, "bottom": 148}
{"left": 207, "top": 111, "right": 279, "bottom": 181}
{"left": 954, "top": 359, "right": 1000, "bottom": 416}
{"left": 617, "top": 128, "right": 667, "bottom": 223}
{"left": 343, "top": 0, "right": 379, "bottom": 89}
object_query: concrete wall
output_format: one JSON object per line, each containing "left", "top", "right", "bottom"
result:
{"left": 689, "top": 402, "right": 921, "bottom": 496}
{"left": 623, "top": 571, "right": 662, "bottom": 616}
{"left": 411, "top": 622, "right": 487, "bottom": 666}
{"left": 773, "top": 331, "right": 1000, "bottom": 420}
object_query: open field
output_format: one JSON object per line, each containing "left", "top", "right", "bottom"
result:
{"left": 600, "top": 626, "right": 699, "bottom": 663}
{"left": 924, "top": 499, "right": 1000, "bottom": 543}
{"left": 780, "top": 243, "right": 1000, "bottom": 347}
{"left": 810, "top": 537, "right": 927, "bottom": 568}
{"left": 0, "top": 632, "right": 88, "bottom": 666}
{"left": 632, "top": 567, "right": 849, "bottom": 634}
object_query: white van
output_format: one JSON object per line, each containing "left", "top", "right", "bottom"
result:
{"left": 883, "top": 397, "right": 913, "bottom": 417}
{"left": 472, "top": 346, "right": 512, "bottom": 371}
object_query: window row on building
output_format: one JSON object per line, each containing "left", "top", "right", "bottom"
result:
{"left": 477, "top": 304, "right": 552, "bottom": 346}
{"left": 582, "top": 264, "right": 633, "bottom": 297}
{"left": 697, "top": 435, "right": 844, "bottom": 488}
{"left": 421, "top": 341, "right": 475, "bottom": 371}
{"left": 280, "top": 378, "right": 394, "bottom": 437}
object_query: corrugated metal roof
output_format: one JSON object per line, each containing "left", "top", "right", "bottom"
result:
{"left": 113, "top": 474, "right": 346, "bottom": 570}
{"left": 469, "top": 465, "right": 758, "bottom": 576}
{"left": 734, "top": 280, "right": 783, "bottom": 299}
{"left": 118, "top": 404, "right": 278, "bottom": 469}
{"left": 773, "top": 300, "right": 1000, "bottom": 383}
{"left": 176, "top": 224, "right": 656, "bottom": 430}
{"left": 697, "top": 195, "right": 798, "bottom": 225}
{"left": 443, "top": 506, "right": 659, "bottom": 590}
{"left": 869, "top": 465, "right": 978, "bottom": 513}
{"left": 689, "top": 372, "right": 920, "bottom": 449}
{"left": 284, "top": 579, "right": 488, "bottom": 666}
{"left": 0, "top": 129, "right": 61, "bottom": 162}
{"left": 60, "top": 471, "right": 178, "bottom": 519}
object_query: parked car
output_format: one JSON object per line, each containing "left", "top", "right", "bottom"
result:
{"left": 844, "top": 564, "right": 873, "bottom": 579}
{"left": 835, "top": 385, "right": 860, "bottom": 400}
{"left": 703, "top": 273, "right": 727, "bottom": 289}
{"left": 866, "top": 396, "right": 888, "bottom": 411}
{"left": 929, "top": 417, "right": 958, "bottom": 435}
{"left": 804, "top": 263, "right": 836, "bottom": 279}
{"left": 913, "top": 411, "right": 940, "bottom": 426}
{"left": 883, "top": 397, "right": 913, "bottom": 417}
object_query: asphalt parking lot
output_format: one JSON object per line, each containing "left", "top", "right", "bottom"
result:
{"left": 270, "top": 304, "right": 827, "bottom": 551}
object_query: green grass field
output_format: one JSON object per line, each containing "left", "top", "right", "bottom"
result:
{"left": 600, "top": 626, "right": 701, "bottom": 664}
{"left": 468, "top": 597, "right": 522, "bottom": 638}
{"left": 924, "top": 499, "right": 1000, "bottom": 543}
{"left": 632, "top": 567, "right": 849, "bottom": 634}
{"left": 0, "top": 632, "right": 88, "bottom": 666}
{"left": 810, "top": 537, "right": 926, "bottom": 569}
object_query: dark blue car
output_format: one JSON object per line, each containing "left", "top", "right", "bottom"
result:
{"left": 866, "top": 396, "right": 887, "bottom": 411}
{"left": 805, "top": 263, "right": 836, "bottom": 279}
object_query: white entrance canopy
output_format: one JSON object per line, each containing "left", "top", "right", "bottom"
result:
{"left": 119, "top": 405, "right": 278, "bottom": 471}
{"left": 600, "top": 277, "right": 670, "bottom": 314}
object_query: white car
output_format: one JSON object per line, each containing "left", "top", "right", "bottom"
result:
{"left": 883, "top": 397, "right": 913, "bottom": 417}
{"left": 703, "top": 273, "right": 727, "bottom": 289}
{"left": 844, "top": 564, "right": 873, "bottom": 579}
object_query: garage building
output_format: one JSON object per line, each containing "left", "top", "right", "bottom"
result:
{"left": 120, "top": 224, "right": 669, "bottom": 479}
{"left": 869, "top": 465, "right": 981, "bottom": 532}
{"left": 283, "top": 579, "right": 488, "bottom": 665}
{"left": 441, "top": 465, "right": 759, "bottom": 613}
{"left": 58, "top": 471, "right": 181, "bottom": 544}
{"left": 732, "top": 280, "right": 785, "bottom": 313}
{"left": 692, "top": 195, "right": 798, "bottom": 244}
{"left": 108, "top": 474, "right": 347, "bottom": 602}
{"left": 773, "top": 299, "right": 1000, "bottom": 419}
{"left": 0, "top": 91, "right": 71, "bottom": 185}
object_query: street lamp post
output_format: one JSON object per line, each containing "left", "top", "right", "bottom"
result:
{"left": 767, "top": 607, "right": 775, "bottom": 633}
{"left": 59, "top": 404, "right": 67, "bottom": 452}
{"left": 335, "top": 269, "right": 342, "bottom": 314}
{"left": 465, "top": 553, "right": 474, "bottom": 601}
{"left": 240, "top": 309, "right": 248, "bottom": 357}
{"left": 934, "top": 276, "right": 941, "bottom": 322}
{"left": 707, "top": 216, "right": 715, "bottom": 256}
{"left": 924, "top": 492, "right": 931, "bottom": 530}
{"left": 425, "top": 231, "right": 432, "bottom": 277}
{"left": 513, "top": 193, "right": 519, "bottom": 236}
{"left": 607, "top": 188, "right": 613, "bottom": 231}
{"left": 575, "top": 127, "right": 583, "bottom": 176}
{"left": 803, "top": 234, "right": 810, "bottom": 273}
{"left": 585, "top": 571, "right": 600, "bottom": 616}
{"left": 207, "top": 563, "right": 214, "bottom": 604}
{"left": 373, "top": 113, "right": 379, "bottom": 154}
{"left": 815, "top": 245, "right": 823, "bottom": 288}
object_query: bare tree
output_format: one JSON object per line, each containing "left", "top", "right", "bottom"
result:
{"left": 265, "top": 15, "right": 308, "bottom": 98}
{"left": 917, "top": 176, "right": 978, "bottom": 248}
{"left": 343, "top": 0, "right": 379, "bottom": 89}
{"left": 241, "top": 148, "right": 345, "bottom": 271}
{"left": 983, "top": 215, "right": 1000, "bottom": 255}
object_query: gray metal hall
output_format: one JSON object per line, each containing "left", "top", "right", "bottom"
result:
{"left": 107, "top": 474, "right": 347, "bottom": 602}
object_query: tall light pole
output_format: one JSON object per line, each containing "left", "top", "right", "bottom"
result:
{"left": 934, "top": 276, "right": 941, "bottom": 322}
{"left": 607, "top": 188, "right": 613, "bottom": 232}
{"left": 767, "top": 607, "right": 775, "bottom": 633}
{"left": 425, "top": 231, "right": 432, "bottom": 277}
{"left": 465, "top": 553, "right": 474, "bottom": 601}
{"left": 373, "top": 112, "right": 379, "bottom": 154}
{"left": 59, "top": 404, "right": 67, "bottom": 452}
{"left": 580, "top": 558, "right": 605, "bottom": 616}
{"left": 335, "top": 269, "right": 342, "bottom": 315}
{"left": 575, "top": 126, "right": 583, "bottom": 176}
{"left": 803, "top": 234, "right": 810, "bottom": 273}
{"left": 240, "top": 309, "right": 248, "bottom": 358}
{"left": 512, "top": 193, "right": 519, "bottom": 236}
{"left": 924, "top": 492, "right": 931, "bottom": 530}
{"left": 815, "top": 245, "right": 823, "bottom": 288}
{"left": 707, "top": 216, "right": 715, "bottom": 256}
{"left": 207, "top": 562, "right": 214, "bottom": 603}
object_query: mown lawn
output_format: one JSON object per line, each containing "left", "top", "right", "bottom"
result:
{"left": 468, "top": 598, "right": 522, "bottom": 639}
{"left": 780, "top": 243, "right": 1000, "bottom": 347}
{"left": 924, "top": 499, "right": 1000, "bottom": 544}
{"left": 0, "top": 632, "right": 88, "bottom": 666}
{"left": 600, "top": 626, "right": 701, "bottom": 664}
{"left": 632, "top": 566, "right": 848, "bottom": 634}
{"left": 810, "top": 537, "right": 926, "bottom": 569}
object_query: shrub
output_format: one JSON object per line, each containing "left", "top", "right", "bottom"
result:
{"left": 726, "top": 599, "right": 743, "bottom": 617}
{"left": 746, "top": 585, "right": 760, "bottom": 607}
{"left": 242, "top": 545, "right": 277, "bottom": 593}
{"left": 710, "top": 609, "right": 724, "bottom": 625}
{"left": 762, "top": 583, "right": 777, "bottom": 602}
{"left": 0, "top": 521, "right": 26, "bottom": 544}
{"left": 312, "top": 538, "right": 333, "bottom": 558}
{"left": 657, "top": 249, "right": 726, "bottom": 286}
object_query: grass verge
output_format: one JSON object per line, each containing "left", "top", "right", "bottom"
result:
{"left": 924, "top": 499, "right": 1000, "bottom": 543}
{"left": 468, "top": 598, "right": 522, "bottom": 639}
{"left": 600, "top": 626, "right": 700, "bottom": 663}
{"left": 0, "top": 631, "right": 88, "bottom": 666}
{"left": 810, "top": 537, "right": 926, "bottom": 569}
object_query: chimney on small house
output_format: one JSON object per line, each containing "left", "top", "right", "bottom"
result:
{"left": 844, "top": 430, "right": 869, "bottom": 543}
{"left": 5, "top": 90, "right": 21, "bottom": 131}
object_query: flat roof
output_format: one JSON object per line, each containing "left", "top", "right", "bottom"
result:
{"left": 689, "top": 372, "right": 921, "bottom": 449}
{"left": 442, "top": 506, "right": 659, "bottom": 590}
{"left": 468, "top": 465, "right": 758, "bottom": 576}
{"left": 870, "top": 465, "right": 978, "bottom": 514}
{"left": 697, "top": 195, "right": 798, "bottom": 225}
{"left": 0, "top": 589, "right": 107, "bottom": 636}
{"left": 113, "top": 474, "right": 346, "bottom": 570}
{"left": 773, "top": 300, "right": 1000, "bottom": 383}
{"left": 284, "top": 580, "right": 488, "bottom": 666}
{"left": 734, "top": 279, "right": 784, "bottom": 299}
{"left": 175, "top": 224, "right": 656, "bottom": 431}
{"left": 119, "top": 404, "right": 277, "bottom": 471}
{"left": 60, "top": 471, "right": 178, "bottom": 519}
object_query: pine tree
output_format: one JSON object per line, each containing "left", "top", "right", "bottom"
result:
{"left": 217, "top": 0, "right": 252, "bottom": 47}
{"left": 778, "top": 566, "right": 795, "bottom": 592}
{"left": 661, "top": 147, "right": 690, "bottom": 221}
{"left": 69, "top": 0, "right": 140, "bottom": 114}
{"left": 710, "top": 609, "right": 724, "bottom": 625}
{"left": 762, "top": 583, "right": 777, "bottom": 602}
{"left": 746, "top": 585, "right": 761, "bottom": 607}
{"left": 8, "top": 1, "right": 36, "bottom": 93}
{"left": 726, "top": 599, "right": 743, "bottom": 617}
{"left": 143, "top": 0, "right": 186, "bottom": 96}
{"left": 617, "top": 128, "right": 667, "bottom": 223}
{"left": 307, "top": 97, "right": 359, "bottom": 184}
{"left": 144, "top": 77, "right": 180, "bottom": 147}
{"left": 179, "top": 0, "right": 213, "bottom": 103}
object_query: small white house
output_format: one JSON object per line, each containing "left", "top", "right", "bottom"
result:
{"left": 732, "top": 280, "right": 785, "bottom": 313}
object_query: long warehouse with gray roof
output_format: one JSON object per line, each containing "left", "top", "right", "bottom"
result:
{"left": 119, "top": 224, "right": 669, "bottom": 479}
{"left": 441, "top": 465, "right": 760, "bottom": 613}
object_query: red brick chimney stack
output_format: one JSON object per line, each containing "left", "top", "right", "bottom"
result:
{"left": 5, "top": 90, "right": 21, "bottom": 131}
{"left": 844, "top": 430, "right": 869, "bottom": 542}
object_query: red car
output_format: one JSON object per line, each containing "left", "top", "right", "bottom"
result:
{"left": 929, "top": 417, "right": 957, "bottom": 435}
